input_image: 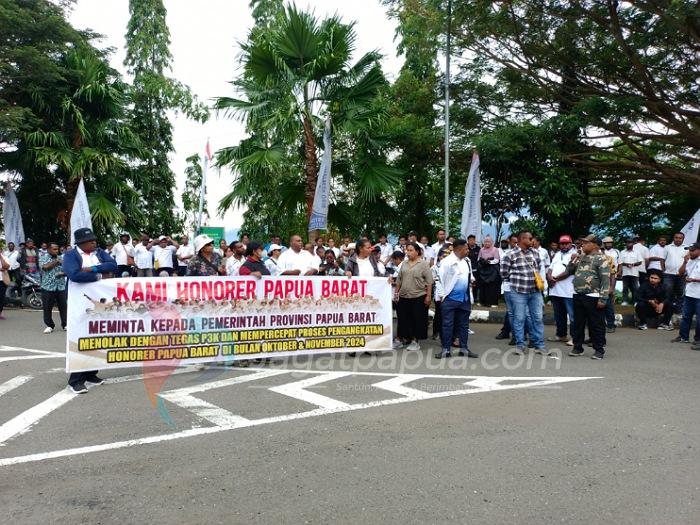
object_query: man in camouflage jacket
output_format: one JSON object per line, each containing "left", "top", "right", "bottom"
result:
{"left": 565, "top": 234, "right": 611, "bottom": 359}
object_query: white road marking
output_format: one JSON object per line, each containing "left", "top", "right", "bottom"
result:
{"left": 269, "top": 371, "right": 353, "bottom": 409}
{"left": 0, "top": 389, "right": 76, "bottom": 447}
{"left": 0, "top": 376, "right": 33, "bottom": 398}
{"left": 159, "top": 369, "right": 288, "bottom": 426}
{"left": 0, "top": 346, "right": 64, "bottom": 364}
{"left": 0, "top": 370, "right": 601, "bottom": 466}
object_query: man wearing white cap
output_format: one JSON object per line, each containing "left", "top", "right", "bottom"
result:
{"left": 186, "top": 234, "right": 225, "bottom": 276}
{"left": 265, "top": 244, "right": 283, "bottom": 276}
{"left": 151, "top": 235, "right": 179, "bottom": 276}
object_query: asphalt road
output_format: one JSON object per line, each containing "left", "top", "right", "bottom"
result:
{"left": 1, "top": 309, "right": 699, "bottom": 524}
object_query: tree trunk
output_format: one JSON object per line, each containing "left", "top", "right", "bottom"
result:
{"left": 302, "top": 115, "right": 319, "bottom": 242}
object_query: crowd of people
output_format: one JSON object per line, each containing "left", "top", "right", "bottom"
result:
{"left": 1, "top": 228, "right": 699, "bottom": 366}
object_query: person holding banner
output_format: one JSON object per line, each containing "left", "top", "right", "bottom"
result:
{"left": 394, "top": 242, "right": 432, "bottom": 351}
{"left": 187, "top": 234, "right": 226, "bottom": 276}
{"left": 63, "top": 228, "right": 117, "bottom": 393}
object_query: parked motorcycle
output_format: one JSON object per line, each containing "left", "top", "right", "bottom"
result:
{"left": 4, "top": 273, "right": 43, "bottom": 309}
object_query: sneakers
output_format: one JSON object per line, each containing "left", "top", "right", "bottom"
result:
{"left": 513, "top": 347, "right": 526, "bottom": 355}
{"left": 534, "top": 348, "right": 550, "bottom": 356}
{"left": 547, "top": 336, "right": 567, "bottom": 342}
{"left": 43, "top": 327, "right": 53, "bottom": 334}
{"left": 638, "top": 324, "right": 648, "bottom": 330}
{"left": 69, "top": 382, "right": 88, "bottom": 394}
{"left": 85, "top": 375, "right": 104, "bottom": 386}
{"left": 495, "top": 332, "right": 509, "bottom": 340}
{"left": 671, "top": 336, "right": 689, "bottom": 343}
{"left": 434, "top": 351, "right": 451, "bottom": 359}
{"left": 565, "top": 339, "right": 574, "bottom": 346}
{"left": 568, "top": 348, "right": 584, "bottom": 357}
{"left": 405, "top": 341, "right": 421, "bottom": 351}
{"left": 621, "top": 302, "right": 629, "bottom": 306}
{"left": 458, "top": 350, "right": 479, "bottom": 358}
{"left": 591, "top": 352, "right": 604, "bottom": 360}
{"left": 392, "top": 340, "right": 406, "bottom": 350}
{"left": 657, "top": 323, "right": 673, "bottom": 331}
{"left": 507, "top": 337, "right": 516, "bottom": 346}
{"left": 468, "top": 329, "right": 475, "bottom": 335}
{"left": 606, "top": 326, "right": 616, "bottom": 333}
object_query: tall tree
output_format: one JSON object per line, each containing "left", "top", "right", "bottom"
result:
{"left": 215, "top": 5, "right": 396, "bottom": 238}
{"left": 181, "top": 153, "right": 207, "bottom": 234}
{"left": 124, "top": 0, "right": 207, "bottom": 235}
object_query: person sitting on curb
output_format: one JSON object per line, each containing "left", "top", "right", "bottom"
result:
{"left": 634, "top": 270, "right": 672, "bottom": 330}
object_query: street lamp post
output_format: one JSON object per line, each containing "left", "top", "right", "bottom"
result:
{"left": 444, "top": 0, "right": 452, "bottom": 236}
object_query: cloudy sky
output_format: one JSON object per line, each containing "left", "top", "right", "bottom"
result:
{"left": 69, "top": 0, "right": 403, "bottom": 231}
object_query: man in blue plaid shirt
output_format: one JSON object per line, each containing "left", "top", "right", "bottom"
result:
{"left": 500, "top": 231, "right": 547, "bottom": 355}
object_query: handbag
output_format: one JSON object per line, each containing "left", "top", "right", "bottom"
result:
{"left": 533, "top": 269, "right": 545, "bottom": 292}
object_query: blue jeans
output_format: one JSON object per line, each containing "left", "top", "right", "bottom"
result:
{"left": 679, "top": 296, "right": 700, "bottom": 342}
{"left": 511, "top": 291, "right": 544, "bottom": 349}
{"left": 604, "top": 298, "right": 616, "bottom": 329}
{"left": 505, "top": 290, "right": 532, "bottom": 341}
{"left": 440, "top": 298, "right": 471, "bottom": 354}
{"left": 550, "top": 296, "right": 573, "bottom": 337}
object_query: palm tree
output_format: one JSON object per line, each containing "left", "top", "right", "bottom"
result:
{"left": 215, "top": 6, "right": 398, "bottom": 235}
{"left": 24, "top": 46, "right": 144, "bottom": 238}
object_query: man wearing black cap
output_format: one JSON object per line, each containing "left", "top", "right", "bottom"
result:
{"left": 565, "top": 235, "right": 611, "bottom": 360}
{"left": 111, "top": 233, "right": 134, "bottom": 277}
{"left": 62, "top": 228, "right": 118, "bottom": 393}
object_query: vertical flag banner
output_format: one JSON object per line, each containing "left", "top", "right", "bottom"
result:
{"left": 309, "top": 118, "right": 332, "bottom": 231}
{"left": 70, "top": 178, "right": 93, "bottom": 246}
{"left": 2, "top": 183, "right": 25, "bottom": 245}
{"left": 460, "top": 151, "right": 482, "bottom": 242}
{"left": 198, "top": 139, "right": 212, "bottom": 232}
{"left": 681, "top": 208, "right": 700, "bottom": 244}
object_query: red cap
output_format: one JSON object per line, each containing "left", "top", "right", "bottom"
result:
{"left": 559, "top": 235, "right": 572, "bottom": 243}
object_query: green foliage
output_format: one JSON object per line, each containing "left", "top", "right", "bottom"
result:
{"left": 215, "top": 4, "right": 394, "bottom": 238}
{"left": 181, "top": 153, "right": 207, "bottom": 234}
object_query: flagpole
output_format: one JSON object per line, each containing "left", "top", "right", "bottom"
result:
{"left": 197, "top": 139, "right": 209, "bottom": 234}
{"left": 444, "top": 0, "right": 452, "bottom": 236}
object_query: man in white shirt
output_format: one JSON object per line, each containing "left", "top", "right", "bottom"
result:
{"left": 547, "top": 235, "right": 576, "bottom": 344}
{"left": 617, "top": 238, "right": 643, "bottom": 305}
{"left": 674, "top": 244, "right": 700, "bottom": 347}
{"left": 326, "top": 238, "right": 340, "bottom": 258}
{"left": 664, "top": 232, "right": 688, "bottom": 314}
{"left": 435, "top": 238, "right": 478, "bottom": 359}
{"left": 111, "top": 233, "right": 134, "bottom": 277}
{"left": 133, "top": 234, "right": 155, "bottom": 277}
{"left": 175, "top": 235, "right": 195, "bottom": 276}
{"left": 532, "top": 236, "right": 551, "bottom": 289}
{"left": 2, "top": 241, "right": 21, "bottom": 283}
{"left": 647, "top": 236, "right": 667, "bottom": 273}
{"left": 226, "top": 241, "right": 246, "bottom": 276}
{"left": 150, "top": 235, "right": 179, "bottom": 276}
{"left": 633, "top": 236, "right": 650, "bottom": 284}
{"left": 420, "top": 235, "right": 435, "bottom": 266}
{"left": 431, "top": 229, "right": 447, "bottom": 255}
{"left": 602, "top": 237, "right": 620, "bottom": 268}
{"left": 278, "top": 235, "right": 318, "bottom": 275}
{"left": 394, "top": 235, "right": 408, "bottom": 253}
{"left": 376, "top": 234, "right": 393, "bottom": 264}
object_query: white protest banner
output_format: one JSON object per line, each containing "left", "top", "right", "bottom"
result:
{"left": 66, "top": 276, "right": 393, "bottom": 372}
{"left": 681, "top": 208, "right": 700, "bottom": 244}
{"left": 69, "top": 178, "right": 93, "bottom": 246}
{"left": 460, "top": 151, "right": 482, "bottom": 243}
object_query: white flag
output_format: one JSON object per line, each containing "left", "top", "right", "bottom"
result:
{"left": 681, "top": 208, "right": 700, "bottom": 244}
{"left": 460, "top": 151, "right": 482, "bottom": 242}
{"left": 308, "top": 118, "right": 332, "bottom": 231}
{"left": 70, "top": 178, "right": 93, "bottom": 246}
{"left": 2, "top": 183, "right": 26, "bottom": 246}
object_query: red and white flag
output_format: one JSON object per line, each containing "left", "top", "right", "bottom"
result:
{"left": 205, "top": 139, "right": 213, "bottom": 161}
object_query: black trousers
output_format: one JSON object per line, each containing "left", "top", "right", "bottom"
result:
{"left": 68, "top": 371, "right": 99, "bottom": 387}
{"left": 116, "top": 264, "right": 133, "bottom": 278}
{"left": 573, "top": 295, "right": 606, "bottom": 354}
{"left": 42, "top": 289, "right": 67, "bottom": 329}
{"left": 0, "top": 280, "right": 6, "bottom": 313}
{"left": 635, "top": 302, "right": 672, "bottom": 325}
{"left": 397, "top": 295, "right": 428, "bottom": 340}
{"left": 432, "top": 300, "right": 442, "bottom": 337}
{"left": 663, "top": 274, "right": 685, "bottom": 313}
